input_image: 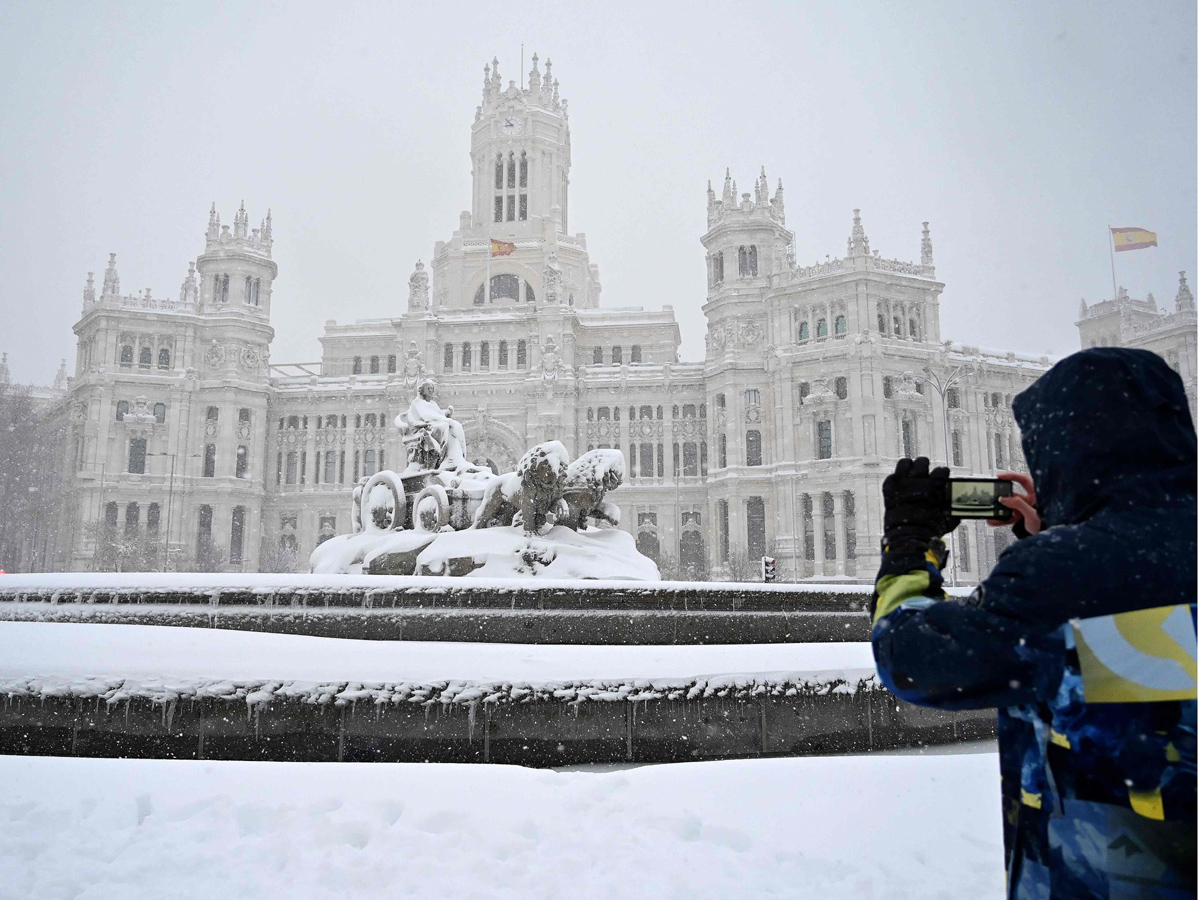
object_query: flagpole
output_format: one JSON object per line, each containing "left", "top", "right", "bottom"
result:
{"left": 1108, "top": 225, "right": 1118, "bottom": 300}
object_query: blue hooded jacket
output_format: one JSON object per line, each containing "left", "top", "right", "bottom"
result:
{"left": 871, "top": 348, "right": 1196, "bottom": 899}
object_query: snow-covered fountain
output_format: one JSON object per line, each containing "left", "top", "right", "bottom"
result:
{"left": 310, "top": 380, "right": 659, "bottom": 581}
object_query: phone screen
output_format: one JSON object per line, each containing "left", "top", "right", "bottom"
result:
{"left": 946, "top": 478, "right": 1015, "bottom": 520}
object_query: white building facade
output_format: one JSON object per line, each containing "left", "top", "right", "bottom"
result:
{"left": 39, "top": 56, "right": 1196, "bottom": 581}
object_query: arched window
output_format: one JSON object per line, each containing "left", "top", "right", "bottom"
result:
{"left": 883, "top": 376, "right": 894, "bottom": 399}
{"left": 597, "top": 407, "right": 610, "bottom": 420}
{"left": 519, "top": 151, "right": 527, "bottom": 187}
{"left": 461, "top": 342, "right": 472, "bottom": 370}
{"left": 120, "top": 345, "right": 133, "bottom": 366}
{"left": 798, "top": 382, "right": 811, "bottom": 405}
{"left": 816, "top": 319, "right": 828, "bottom": 338}
{"left": 746, "top": 430, "right": 762, "bottom": 466}
{"left": 204, "top": 443, "right": 217, "bottom": 478}
{"left": 835, "top": 377, "right": 848, "bottom": 400}
{"left": 525, "top": 281, "right": 535, "bottom": 303}
{"left": 656, "top": 405, "right": 663, "bottom": 419}
{"left": 748, "top": 245, "right": 758, "bottom": 276}
{"left": 672, "top": 405, "right": 679, "bottom": 419}
{"left": 490, "top": 273, "right": 521, "bottom": 301}
{"left": 718, "top": 433, "right": 727, "bottom": 468}
{"left": 115, "top": 400, "right": 129, "bottom": 421}
{"left": 628, "top": 406, "right": 636, "bottom": 421}
{"left": 614, "top": 407, "right": 621, "bottom": 422}
{"left": 516, "top": 340, "right": 527, "bottom": 368}
{"left": 388, "top": 354, "right": 396, "bottom": 373}
{"left": 909, "top": 319, "right": 918, "bottom": 339}
{"left": 138, "top": 346, "right": 152, "bottom": 368}
{"left": 494, "top": 153, "right": 504, "bottom": 190}
{"left": 157, "top": 348, "right": 170, "bottom": 369}
{"left": 507, "top": 152, "right": 516, "bottom": 189}
{"left": 480, "top": 341, "right": 490, "bottom": 368}
{"left": 125, "top": 501, "right": 140, "bottom": 531}
{"left": 902, "top": 419, "right": 914, "bottom": 458}
{"left": 153, "top": 402, "right": 166, "bottom": 424}
{"left": 893, "top": 316, "right": 902, "bottom": 336}
{"left": 738, "top": 246, "right": 748, "bottom": 276}
{"left": 593, "top": 347, "right": 603, "bottom": 364}
{"left": 612, "top": 346, "right": 622, "bottom": 364}
{"left": 498, "top": 341, "right": 509, "bottom": 368}
{"left": 835, "top": 315, "right": 847, "bottom": 335}
{"left": 631, "top": 345, "right": 642, "bottom": 363}
{"left": 947, "top": 388, "right": 961, "bottom": 409}
{"left": 236, "top": 445, "right": 248, "bottom": 478}
{"left": 352, "top": 357, "right": 362, "bottom": 375}
{"left": 877, "top": 313, "right": 886, "bottom": 334}
{"left": 443, "top": 344, "right": 453, "bottom": 372}
{"left": 587, "top": 408, "right": 594, "bottom": 421}
{"left": 639, "top": 405, "right": 653, "bottom": 420}
{"left": 951, "top": 430, "right": 963, "bottom": 467}
{"left": 798, "top": 321, "right": 809, "bottom": 341}
{"left": 369, "top": 356, "right": 380, "bottom": 374}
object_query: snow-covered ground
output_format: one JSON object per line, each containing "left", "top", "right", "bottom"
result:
{"left": 0, "top": 621, "right": 874, "bottom": 684}
{"left": 0, "top": 752, "right": 1003, "bottom": 900}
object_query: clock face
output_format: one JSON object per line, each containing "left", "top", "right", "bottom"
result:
{"left": 501, "top": 117, "right": 523, "bottom": 136}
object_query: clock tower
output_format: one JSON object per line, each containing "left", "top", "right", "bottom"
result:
{"left": 470, "top": 55, "right": 571, "bottom": 236}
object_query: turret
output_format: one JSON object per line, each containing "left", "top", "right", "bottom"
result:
{"left": 101, "top": 253, "right": 120, "bottom": 298}
{"left": 1177, "top": 271, "right": 1195, "bottom": 313}
{"left": 847, "top": 209, "right": 870, "bottom": 257}
{"left": 702, "top": 167, "right": 795, "bottom": 292}
{"left": 470, "top": 53, "right": 571, "bottom": 233}
{"left": 196, "top": 202, "right": 278, "bottom": 317}
{"left": 82, "top": 272, "right": 95, "bottom": 307}
{"left": 921, "top": 222, "right": 934, "bottom": 267}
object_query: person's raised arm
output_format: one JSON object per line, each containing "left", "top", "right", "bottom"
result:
{"left": 870, "top": 459, "right": 1063, "bottom": 710}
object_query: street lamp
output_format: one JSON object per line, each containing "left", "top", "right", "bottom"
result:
{"left": 918, "top": 361, "right": 977, "bottom": 587}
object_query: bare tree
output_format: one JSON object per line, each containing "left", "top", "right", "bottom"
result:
{"left": 190, "top": 536, "right": 227, "bottom": 573}
{"left": 83, "top": 520, "right": 161, "bottom": 572}
{"left": 259, "top": 543, "right": 300, "bottom": 574}
{"left": 0, "top": 383, "right": 65, "bottom": 572}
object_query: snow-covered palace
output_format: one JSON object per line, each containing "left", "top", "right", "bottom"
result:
{"left": 41, "top": 56, "right": 1198, "bottom": 581}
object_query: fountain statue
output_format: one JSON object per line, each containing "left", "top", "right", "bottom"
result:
{"left": 310, "top": 382, "right": 658, "bottom": 580}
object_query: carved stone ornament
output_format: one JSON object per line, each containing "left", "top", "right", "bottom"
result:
{"left": 740, "top": 322, "right": 764, "bottom": 347}
{"left": 540, "top": 336, "right": 564, "bottom": 381}
{"left": 745, "top": 406, "right": 762, "bottom": 424}
{"left": 240, "top": 344, "right": 261, "bottom": 370}
{"left": 204, "top": 342, "right": 225, "bottom": 367}
{"left": 408, "top": 261, "right": 430, "bottom": 312}
{"left": 402, "top": 341, "right": 427, "bottom": 387}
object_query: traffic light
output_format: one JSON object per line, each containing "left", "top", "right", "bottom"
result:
{"left": 761, "top": 555, "right": 776, "bottom": 583}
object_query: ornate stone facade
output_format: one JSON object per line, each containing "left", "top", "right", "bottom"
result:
{"left": 36, "top": 55, "right": 1196, "bottom": 582}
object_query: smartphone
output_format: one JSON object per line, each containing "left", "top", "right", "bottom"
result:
{"left": 947, "top": 477, "right": 1014, "bottom": 520}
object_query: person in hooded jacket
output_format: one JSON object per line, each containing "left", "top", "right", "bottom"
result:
{"left": 871, "top": 348, "right": 1196, "bottom": 899}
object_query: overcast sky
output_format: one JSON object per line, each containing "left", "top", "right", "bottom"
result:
{"left": 0, "top": 1, "right": 1194, "bottom": 384}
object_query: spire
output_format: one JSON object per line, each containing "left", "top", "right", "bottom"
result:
{"left": 0, "top": 353, "right": 8, "bottom": 385}
{"left": 263, "top": 208, "right": 273, "bottom": 245}
{"left": 180, "top": 261, "right": 199, "bottom": 305}
{"left": 528, "top": 52, "right": 541, "bottom": 95}
{"left": 101, "top": 253, "right": 120, "bottom": 297}
{"left": 755, "top": 166, "right": 768, "bottom": 204}
{"left": 848, "top": 209, "right": 870, "bottom": 257}
{"left": 706, "top": 179, "right": 715, "bottom": 206}
{"left": 921, "top": 221, "right": 934, "bottom": 266}
{"left": 1176, "top": 270, "right": 1195, "bottom": 313}
{"left": 206, "top": 202, "right": 220, "bottom": 240}
{"left": 543, "top": 57, "right": 553, "bottom": 98}
{"left": 1079, "top": 297, "right": 1088, "bottom": 318}
{"left": 53, "top": 359, "right": 67, "bottom": 392}
{"left": 492, "top": 56, "right": 501, "bottom": 87}
{"left": 722, "top": 168, "right": 733, "bottom": 204}
{"left": 83, "top": 272, "right": 95, "bottom": 306}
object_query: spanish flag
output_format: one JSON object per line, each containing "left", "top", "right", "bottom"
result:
{"left": 490, "top": 239, "right": 516, "bottom": 257}
{"left": 1111, "top": 227, "right": 1158, "bottom": 252}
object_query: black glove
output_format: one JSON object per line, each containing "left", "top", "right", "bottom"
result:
{"left": 881, "top": 457, "right": 960, "bottom": 565}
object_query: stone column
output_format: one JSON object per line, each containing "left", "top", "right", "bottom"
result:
{"left": 832, "top": 491, "right": 846, "bottom": 577}
{"left": 812, "top": 496, "right": 826, "bottom": 578}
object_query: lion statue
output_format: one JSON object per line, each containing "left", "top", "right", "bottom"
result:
{"left": 560, "top": 448, "right": 625, "bottom": 530}
{"left": 473, "top": 440, "right": 569, "bottom": 536}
